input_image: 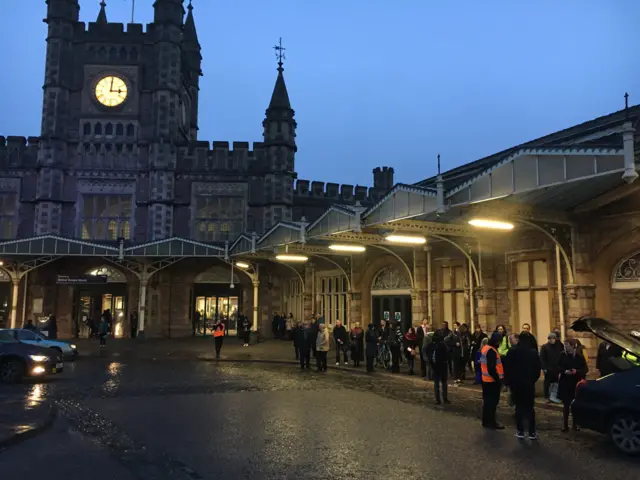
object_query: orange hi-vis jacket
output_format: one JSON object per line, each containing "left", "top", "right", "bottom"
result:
{"left": 480, "top": 344, "right": 504, "bottom": 383}
{"left": 213, "top": 324, "right": 225, "bottom": 337}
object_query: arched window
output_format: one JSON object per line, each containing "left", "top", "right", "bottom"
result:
{"left": 105, "top": 123, "right": 113, "bottom": 136}
{"left": 108, "top": 220, "right": 118, "bottom": 239}
{"left": 83, "top": 122, "right": 91, "bottom": 135}
{"left": 86, "top": 266, "right": 127, "bottom": 283}
{"left": 116, "top": 123, "right": 124, "bottom": 136}
{"left": 126, "top": 124, "right": 135, "bottom": 137}
{"left": 94, "top": 123, "right": 102, "bottom": 135}
{"left": 120, "top": 221, "right": 131, "bottom": 240}
{"left": 612, "top": 252, "right": 640, "bottom": 290}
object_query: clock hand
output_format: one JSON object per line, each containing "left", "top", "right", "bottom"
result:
{"left": 110, "top": 78, "right": 115, "bottom": 93}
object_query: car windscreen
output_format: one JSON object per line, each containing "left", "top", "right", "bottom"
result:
{"left": 578, "top": 318, "right": 640, "bottom": 357}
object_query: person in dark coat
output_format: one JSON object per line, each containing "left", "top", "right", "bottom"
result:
{"left": 130, "top": 312, "right": 138, "bottom": 339}
{"left": 47, "top": 314, "right": 58, "bottom": 339}
{"left": 403, "top": 327, "right": 419, "bottom": 375}
{"left": 309, "top": 318, "right": 319, "bottom": 362}
{"left": 504, "top": 332, "right": 542, "bottom": 439}
{"left": 241, "top": 316, "right": 251, "bottom": 347}
{"left": 389, "top": 321, "right": 403, "bottom": 373}
{"left": 540, "top": 332, "right": 564, "bottom": 400}
{"left": 192, "top": 310, "right": 201, "bottom": 336}
{"left": 365, "top": 324, "right": 378, "bottom": 373}
{"left": 470, "top": 324, "right": 488, "bottom": 384}
{"left": 520, "top": 323, "right": 538, "bottom": 351}
{"left": 416, "top": 319, "right": 431, "bottom": 378}
{"left": 558, "top": 338, "right": 588, "bottom": 432}
{"left": 23, "top": 319, "right": 37, "bottom": 331}
{"left": 293, "top": 322, "right": 302, "bottom": 361}
{"left": 294, "top": 322, "right": 311, "bottom": 369}
{"left": 349, "top": 322, "right": 364, "bottom": 367}
{"left": 426, "top": 330, "right": 450, "bottom": 405}
{"left": 333, "top": 320, "right": 349, "bottom": 365}
{"left": 596, "top": 341, "right": 623, "bottom": 378}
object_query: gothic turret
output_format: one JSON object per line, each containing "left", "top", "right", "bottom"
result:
{"left": 182, "top": 0, "right": 202, "bottom": 140}
{"left": 153, "top": 0, "right": 184, "bottom": 27}
{"left": 261, "top": 39, "right": 297, "bottom": 228}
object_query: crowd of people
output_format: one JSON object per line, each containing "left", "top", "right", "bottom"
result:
{"left": 282, "top": 314, "right": 622, "bottom": 440}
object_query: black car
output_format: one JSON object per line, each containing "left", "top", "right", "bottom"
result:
{"left": 0, "top": 330, "right": 64, "bottom": 384}
{"left": 570, "top": 317, "right": 640, "bottom": 456}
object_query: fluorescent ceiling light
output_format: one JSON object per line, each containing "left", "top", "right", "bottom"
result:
{"left": 328, "top": 244, "right": 366, "bottom": 252}
{"left": 235, "top": 262, "right": 250, "bottom": 269}
{"left": 385, "top": 234, "right": 426, "bottom": 245}
{"left": 468, "top": 218, "right": 514, "bottom": 230}
{"left": 275, "top": 254, "right": 309, "bottom": 262}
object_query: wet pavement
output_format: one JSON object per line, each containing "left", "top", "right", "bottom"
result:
{"left": 0, "top": 356, "right": 637, "bottom": 479}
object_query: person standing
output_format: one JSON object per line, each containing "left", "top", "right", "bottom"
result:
{"left": 416, "top": 319, "right": 431, "bottom": 378}
{"left": 213, "top": 320, "right": 225, "bottom": 359}
{"left": 404, "top": 327, "right": 419, "bottom": 375}
{"left": 192, "top": 310, "right": 201, "bottom": 337}
{"left": 427, "top": 330, "right": 450, "bottom": 405}
{"left": 293, "top": 321, "right": 302, "bottom": 361}
{"left": 504, "top": 332, "right": 542, "bottom": 440}
{"left": 295, "top": 321, "right": 312, "bottom": 369}
{"left": 558, "top": 338, "right": 588, "bottom": 432}
{"left": 349, "top": 322, "right": 364, "bottom": 367}
{"left": 365, "top": 324, "right": 378, "bottom": 373}
{"left": 540, "top": 332, "right": 563, "bottom": 401}
{"left": 333, "top": 320, "right": 349, "bottom": 365}
{"left": 98, "top": 313, "right": 109, "bottom": 349}
{"left": 47, "top": 314, "right": 58, "bottom": 339}
{"left": 480, "top": 332, "right": 505, "bottom": 429}
{"left": 130, "top": 311, "right": 138, "bottom": 339}
{"left": 316, "top": 323, "right": 330, "bottom": 372}
{"left": 23, "top": 319, "right": 37, "bottom": 332}
{"left": 309, "top": 317, "right": 319, "bottom": 363}
{"left": 470, "top": 324, "right": 488, "bottom": 384}
{"left": 285, "top": 313, "right": 294, "bottom": 340}
{"left": 241, "top": 316, "right": 251, "bottom": 347}
{"left": 494, "top": 324, "right": 510, "bottom": 357}
{"left": 520, "top": 323, "right": 538, "bottom": 350}
{"left": 389, "top": 321, "right": 403, "bottom": 373}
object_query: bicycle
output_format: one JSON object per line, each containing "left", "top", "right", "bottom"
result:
{"left": 376, "top": 342, "right": 392, "bottom": 370}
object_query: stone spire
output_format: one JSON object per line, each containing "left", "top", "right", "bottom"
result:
{"left": 183, "top": 0, "right": 199, "bottom": 47}
{"left": 267, "top": 38, "right": 292, "bottom": 111}
{"left": 96, "top": 1, "right": 107, "bottom": 24}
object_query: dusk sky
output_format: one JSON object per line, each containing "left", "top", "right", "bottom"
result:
{"left": 1, "top": 1, "right": 638, "bottom": 187}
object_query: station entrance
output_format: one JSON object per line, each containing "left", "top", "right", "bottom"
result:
{"left": 192, "top": 266, "right": 242, "bottom": 336}
{"left": 72, "top": 266, "right": 128, "bottom": 338}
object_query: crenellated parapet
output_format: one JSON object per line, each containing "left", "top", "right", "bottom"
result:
{"left": 0, "top": 136, "right": 41, "bottom": 167}
{"left": 293, "top": 179, "right": 381, "bottom": 205}
{"left": 177, "top": 141, "right": 266, "bottom": 173}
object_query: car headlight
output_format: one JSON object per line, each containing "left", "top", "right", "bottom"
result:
{"left": 29, "top": 355, "right": 49, "bottom": 362}
{"left": 70, "top": 344, "right": 77, "bottom": 349}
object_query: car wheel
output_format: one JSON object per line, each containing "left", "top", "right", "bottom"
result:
{"left": 0, "top": 359, "right": 25, "bottom": 384}
{"left": 609, "top": 414, "right": 640, "bottom": 456}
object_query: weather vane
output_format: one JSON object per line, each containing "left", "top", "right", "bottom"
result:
{"left": 273, "top": 37, "right": 286, "bottom": 67}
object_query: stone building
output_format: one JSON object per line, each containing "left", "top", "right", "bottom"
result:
{"left": 1, "top": 1, "right": 640, "bottom": 362}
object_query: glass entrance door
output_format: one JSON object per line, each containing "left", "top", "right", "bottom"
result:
{"left": 195, "top": 296, "right": 239, "bottom": 336}
{"left": 76, "top": 293, "right": 126, "bottom": 338}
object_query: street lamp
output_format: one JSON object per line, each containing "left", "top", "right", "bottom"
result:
{"left": 468, "top": 218, "right": 514, "bottom": 230}
{"left": 236, "top": 261, "right": 250, "bottom": 269}
{"left": 328, "top": 244, "right": 366, "bottom": 252}
{"left": 385, "top": 234, "right": 426, "bottom": 245}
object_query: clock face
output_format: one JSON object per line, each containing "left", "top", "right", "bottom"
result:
{"left": 95, "top": 76, "right": 128, "bottom": 107}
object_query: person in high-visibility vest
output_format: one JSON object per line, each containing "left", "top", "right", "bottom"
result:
{"left": 213, "top": 321, "right": 225, "bottom": 359}
{"left": 480, "top": 332, "right": 505, "bottom": 430}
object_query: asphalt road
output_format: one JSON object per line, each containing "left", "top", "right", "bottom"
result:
{"left": 1, "top": 358, "right": 637, "bottom": 480}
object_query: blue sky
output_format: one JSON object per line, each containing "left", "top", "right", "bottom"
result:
{"left": 0, "top": 1, "right": 638, "bottom": 186}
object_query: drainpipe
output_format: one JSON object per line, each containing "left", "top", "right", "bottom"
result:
{"left": 555, "top": 243, "right": 566, "bottom": 341}
{"left": 426, "top": 246, "right": 433, "bottom": 325}
{"left": 468, "top": 258, "right": 474, "bottom": 323}
{"left": 622, "top": 122, "right": 638, "bottom": 184}
{"left": 21, "top": 271, "right": 28, "bottom": 326}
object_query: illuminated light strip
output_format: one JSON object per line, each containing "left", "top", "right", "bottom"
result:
{"left": 328, "top": 244, "right": 366, "bottom": 252}
{"left": 468, "top": 218, "right": 514, "bottom": 230}
{"left": 236, "top": 262, "right": 250, "bottom": 269}
{"left": 385, "top": 234, "right": 426, "bottom": 244}
{"left": 275, "top": 254, "right": 309, "bottom": 262}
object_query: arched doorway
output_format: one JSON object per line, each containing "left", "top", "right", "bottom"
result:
{"left": 0, "top": 269, "right": 10, "bottom": 328}
{"left": 610, "top": 251, "right": 640, "bottom": 331}
{"left": 75, "top": 265, "right": 128, "bottom": 338}
{"left": 371, "top": 266, "right": 412, "bottom": 332}
{"left": 193, "top": 265, "right": 241, "bottom": 336}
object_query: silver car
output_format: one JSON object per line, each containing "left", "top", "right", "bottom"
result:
{"left": 1, "top": 329, "right": 78, "bottom": 361}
